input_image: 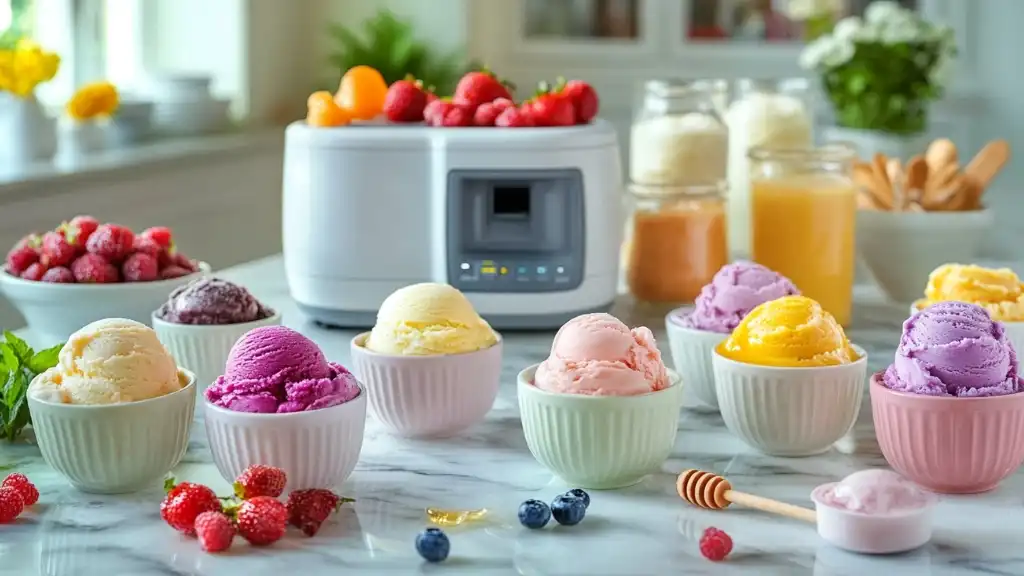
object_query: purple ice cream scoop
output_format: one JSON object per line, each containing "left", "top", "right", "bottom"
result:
{"left": 157, "top": 277, "right": 275, "bottom": 325}
{"left": 882, "top": 301, "right": 1024, "bottom": 398}
{"left": 205, "top": 325, "right": 361, "bottom": 413}
{"left": 674, "top": 261, "right": 800, "bottom": 333}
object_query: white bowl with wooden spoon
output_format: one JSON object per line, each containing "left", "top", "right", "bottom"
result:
{"left": 854, "top": 139, "right": 1007, "bottom": 303}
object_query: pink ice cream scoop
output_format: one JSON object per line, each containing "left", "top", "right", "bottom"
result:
{"left": 676, "top": 261, "right": 800, "bottom": 334}
{"left": 205, "top": 325, "right": 360, "bottom": 413}
{"left": 814, "top": 469, "right": 931, "bottom": 514}
{"left": 533, "top": 313, "right": 669, "bottom": 396}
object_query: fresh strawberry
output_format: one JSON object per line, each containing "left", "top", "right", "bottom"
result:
{"left": 71, "top": 253, "right": 120, "bottom": 283}
{"left": 440, "top": 105, "right": 473, "bottom": 127}
{"left": 61, "top": 215, "right": 99, "bottom": 246}
{"left": 40, "top": 231, "right": 77, "bottom": 267}
{"left": 384, "top": 77, "right": 429, "bottom": 122}
{"left": 0, "top": 486, "right": 23, "bottom": 523}
{"left": 2, "top": 473, "right": 38, "bottom": 506}
{"left": 86, "top": 224, "right": 135, "bottom": 262}
{"left": 159, "top": 265, "right": 191, "bottom": 279}
{"left": 19, "top": 263, "right": 47, "bottom": 281}
{"left": 523, "top": 83, "right": 574, "bottom": 127}
{"left": 561, "top": 79, "right": 599, "bottom": 124}
{"left": 41, "top": 267, "right": 74, "bottom": 283}
{"left": 235, "top": 496, "right": 287, "bottom": 546}
{"left": 473, "top": 98, "right": 514, "bottom": 127}
{"left": 194, "top": 511, "right": 234, "bottom": 552}
{"left": 233, "top": 465, "right": 287, "bottom": 500}
{"left": 5, "top": 240, "right": 40, "bottom": 276}
{"left": 287, "top": 489, "right": 354, "bottom": 537}
{"left": 132, "top": 235, "right": 162, "bottom": 258}
{"left": 160, "top": 479, "right": 222, "bottom": 536}
{"left": 425, "top": 91, "right": 438, "bottom": 105}
{"left": 424, "top": 99, "right": 454, "bottom": 126}
{"left": 453, "top": 69, "right": 513, "bottom": 108}
{"left": 122, "top": 252, "right": 159, "bottom": 282}
{"left": 14, "top": 233, "right": 43, "bottom": 251}
{"left": 140, "top": 226, "right": 173, "bottom": 249}
{"left": 495, "top": 107, "right": 535, "bottom": 128}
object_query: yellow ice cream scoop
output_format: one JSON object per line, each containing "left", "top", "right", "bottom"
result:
{"left": 914, "top": 264, "right": 1024, "bottom": 322}
{"left": 716, "top": 295, "right": 859, "bottom": 368}
{"left": 366, "top": 283, "right": 498, "bottom": 356}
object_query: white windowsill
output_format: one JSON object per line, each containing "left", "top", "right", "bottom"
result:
{"left": 0, "top": 128, "right": 285, "bottom": 202}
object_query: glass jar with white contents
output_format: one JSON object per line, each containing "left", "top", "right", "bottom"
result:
{"left": 725, "top": 78, "right": 814, "bottom": 259}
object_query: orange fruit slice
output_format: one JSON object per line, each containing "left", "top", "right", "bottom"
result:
{"left": 335, "top": 66, "right": 388, "bottom": 121}
{"left": 306, "top": 91, "right": 352, "bottom": 127}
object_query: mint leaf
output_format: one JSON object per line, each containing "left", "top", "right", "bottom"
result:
{"left": 0, "top": 344, "right": 16, "bottom": 373}
{"left": 2, "top": 331, "right": 32, "bottom": 364}
{"left": 1, "top": 370, "right": 27, "bottom": 442}
{"left": 27, "top": 344, "right": 61, "bottom": 375}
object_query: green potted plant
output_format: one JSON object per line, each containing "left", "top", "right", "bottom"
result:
{"left": 326, "top": 10, "right": 474, "bottom": 96}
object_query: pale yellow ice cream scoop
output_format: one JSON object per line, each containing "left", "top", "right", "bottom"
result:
{"left": 366, "top": 283, "right": 498, "bottom": 355}
{"left": 30, "top": 318, "right": 183, "bottom": 404}
{"left": 914, "top": 263, "right": 1024, "bottom": 322}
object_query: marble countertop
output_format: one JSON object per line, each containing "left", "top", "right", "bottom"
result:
{"left": 3, "top": 256, "right": 1023, "bottom": 576}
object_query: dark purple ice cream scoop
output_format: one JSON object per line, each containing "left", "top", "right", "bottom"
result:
{"left": 157, "top": 277, "right": 274, "bottom": 325}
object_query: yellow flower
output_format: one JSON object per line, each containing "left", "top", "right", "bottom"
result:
{"left": 66, "top": 81, "right": 120, "bottom": 120}
{"left": 0, "top": 40, "right": 62, "bottom": 97}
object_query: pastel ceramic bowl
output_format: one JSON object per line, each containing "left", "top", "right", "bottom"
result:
{"left": 349, "top": 333, "right": 502, "bottom": 438}
{"left": 28, "top": 369, "right": 196, "bottom": 494}
{"left": 869, "top": 375, "right": 1024, "bottom": 493}
{"left": 712, "top": 346, "right": 867, "bottom": 456}
{"left": 0, "top": 262, "right": 209, "bottom": 344}
{"left": 810, "top": 481, "right": 937, "bottom": 554}
{"left": 517, "top": 365, "right": 683, "bottom": 489}
{"left": 204, "top": 384, "right": 367, "bottom": 491}
{"left": 664, "top": 307, "right": 727, "bottom": 410}
{"left": 152, "top": 310, "right": 282, "bottom": 393}
{"left": 909, "top": 302, "right": 1024, "bottom": 357}
{"left": 857, "top": 209, "right": 992, "bottom": 303}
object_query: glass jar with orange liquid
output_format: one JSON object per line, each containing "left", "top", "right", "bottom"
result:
{"left": 748, "top": 144, "right": 858, "bottom": 326}
{"left": 624, "top": 183, "right": 728, "bottom": 305}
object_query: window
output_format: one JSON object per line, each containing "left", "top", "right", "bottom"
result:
{"left": 524, "top": 0, "right": 640, "bottom": 39}
{"left": 0, "top": 0, "right": 34, "bottom": 44}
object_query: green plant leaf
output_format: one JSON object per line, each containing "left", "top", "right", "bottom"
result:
{"left": 0, "top": 344, "right": 16, "bottom": 373}
{"left": 3, "top": 331, "right": 32, "bottom": 364}
{"left": 27, "top": 344, "right": 61, "bottom": 375}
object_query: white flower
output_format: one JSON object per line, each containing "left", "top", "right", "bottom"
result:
{"left": 878, "top": 16, "right": 922, "bottom": 44}
{"left": 785, "top": 0, "right": 843, "bottom": 21}
{"left": 822, "top": 38, "right": 856, "bottom": 68}
{"left": 929, "top": 54, "right": 954, "bottom": 88}
{"left": 799, "top": 35, "right": 855, "bottom": 70}
{"left": 865, "top": 1, "right": 911, "bottom": 24}
{"left": 832, "top": 16, "right": 863, "bottom": 41}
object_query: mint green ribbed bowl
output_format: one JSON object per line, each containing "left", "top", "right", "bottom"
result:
{"left": 517, "top": 365, "right": 683, "bottom": 489}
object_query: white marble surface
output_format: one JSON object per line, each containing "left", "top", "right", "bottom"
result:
{"left": 2, "top": 256, "right": 1024, "bottom": 576}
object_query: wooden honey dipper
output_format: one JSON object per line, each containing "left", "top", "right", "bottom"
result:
{"left": 677, "top": 469, "right": 817, "bottom": 524}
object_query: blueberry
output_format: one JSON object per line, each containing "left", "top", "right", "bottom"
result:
{"left": 565, "top": 488, "right": 590, "bottom": 509}
{"left": 550, "top": 494, "right": 586, "bottom": 526}
{"left": 518, "top": 499, "right": 551, "bottom": 529}
{"left": 415, "top": 527, "right": 450, "bottom": 563}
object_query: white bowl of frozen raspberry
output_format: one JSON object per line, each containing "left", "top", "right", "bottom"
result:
{"left": 0, "top": 216, "right": 209, "bottom": 343}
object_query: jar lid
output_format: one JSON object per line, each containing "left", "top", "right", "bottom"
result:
{"left": 627, "top": 181, "right": 726, "bottom": 199}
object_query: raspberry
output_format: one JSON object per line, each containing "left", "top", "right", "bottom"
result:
{"left": 41, "top": 231, "right": 77, "bottom": 267}
{"left": 287, "top": 488, "right": 351, "bottom": 537}
{"left": 0, "top": 486, "right": 24, "bottom": 523}
{"left": 159, "top": 265, "right": 192, "bottom": 279}
{"left": 86, "top": 224, "right": 135, "bottom": 262}
{"left": 160, "top": 480, "right": 222, "bottom": 536}
{"left": 19, "top": 262, "right": 47, "bottom": 281}
{"left": 699, "top": 527, "right": 733, "bottom": 562}
{"left": 233, "top": 465, "right": 287, "bottom": 500}
{"left": 71, "top": 253, "right": 120, "bottom": 283}
{"left": 122, "top": 252, "right": 159, "bottom": 282}
{"left": 194, "top": 511, "right": 234, "bottom": 552}
{"left": 5, "top": 244, "right": 39, "bottom": 276}
{"left": 61, "top": 215, "right": 99, "bottom": 246}
{"left": 235, "top": 496, "right": 287, "bottom": 546}
{"left": 2, "top": 473, "right": 39, "bottom": 506}
{"left": 132, "top": 236, "right": 162, "bottom": 258}
{"left": 41, "top": 266, "right": 75, "bottom": 283}
{"left": 141, "top": 226, "right": 173, "bottom": 249}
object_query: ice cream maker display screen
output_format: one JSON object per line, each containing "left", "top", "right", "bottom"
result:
{"left": 445, "top": 168, "right": 585, "bottom": 293}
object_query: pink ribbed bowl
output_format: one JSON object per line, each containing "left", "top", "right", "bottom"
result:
{"left": 349, "top": 333, "right": 502, "bottom": 438}
{"left": 870, "top": 374, "right": 1024, "bottom": 494}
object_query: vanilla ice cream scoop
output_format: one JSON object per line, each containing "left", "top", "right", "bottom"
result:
{"left": 366, "top": 283, "right": 498, "bottom": 356}
{"left": 30, "top": 318, "right": 183, "bottom": 404}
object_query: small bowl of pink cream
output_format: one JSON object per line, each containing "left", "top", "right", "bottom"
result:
{"left": 811, "top": 469, "right": 937, "bottom": 554}
{"left": 518, "top": 313, "right": 683, "bottom": 490}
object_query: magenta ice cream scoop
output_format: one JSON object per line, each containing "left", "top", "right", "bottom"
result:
{"left": 157, "top": 277, "right": 275, "bottom": 325}
{"left": 205, "top": 326, "right": 361, "bottom": 413}
{"left": 882, "top": 301, "right": 1024, "bottom": 397}
{"left": 674, "top": 261, "right": 800, "bottom": 333}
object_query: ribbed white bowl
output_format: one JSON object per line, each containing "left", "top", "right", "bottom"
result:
{"left": 151, "top": 311, "right": 282, "bottom": 392}
{"left": 713, "top": 346, "right": 867, "bottom": 456}
{"left": 664, "top": 309, "right": 727, "bottom": 410}
{"left": 349, "top": 333, "right": 502, "bottom": 438}
{"left": 28, "top": 369, "right": 196, "bottom": 494}
{"left": 517, "top": 365, "right": 684, "bottom": 489}
{"left": 203, "top": 386, "right": 367, "bottom": 491}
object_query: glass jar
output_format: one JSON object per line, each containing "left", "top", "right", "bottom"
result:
{"left": 749, "top": 144, "right": 857, "bottom": 326}
{"left": 629, "top": 79, "right": 729, "bottom": 188}
{"left": 624, "top": 183, "right": 728, "bottom": 305}
{"left": 725, "top": 78, "right": 814, "bottom": 259}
